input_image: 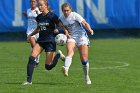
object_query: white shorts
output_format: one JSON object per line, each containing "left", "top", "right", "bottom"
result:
{"left": 27, "top": 33, "right": 39, "bottom": 41}
{"left": 67, "top": 36, "right": 89, "bottom": 46}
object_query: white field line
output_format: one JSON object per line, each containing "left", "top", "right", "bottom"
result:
{"left": 70, "top": 61, "right": 130, "bottom": 70}
{"left": 90, "top": 61, "right": 129, "bottom": 69}
{"left": 1, "top": 61, "right": 130, "bottom": 72}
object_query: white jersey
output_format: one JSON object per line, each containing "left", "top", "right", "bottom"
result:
{"left": 60, "top": 12, "right": 88, "bottom": 38}
{"left": 60, "top": 12, "right": 90, "bottom": 46}
{"left": 26, "top": 7, "right": 40, "bottom": 35}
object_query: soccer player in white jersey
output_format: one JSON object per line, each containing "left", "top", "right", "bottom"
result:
{"left": 59, "top": 3, "right": 94, "bottom": 85}
{"left": 22, "top": 0, "right": 41, "bottom": 67}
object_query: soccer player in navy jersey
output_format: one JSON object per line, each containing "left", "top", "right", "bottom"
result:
{"left": 22, "top": 0, "right": 70, "bottom": 85}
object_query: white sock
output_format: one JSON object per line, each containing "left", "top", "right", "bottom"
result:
{"left": 35, "top": 55, "right": 40, "bottom": 63}
{"left": 82, "top": 62, "right": 89, "bottom": 78}
{"left": 82, "top": 62, "right": 91, "bottom": 84}
{"left": 64, "top": 56, "right": 72, "bottom": 70}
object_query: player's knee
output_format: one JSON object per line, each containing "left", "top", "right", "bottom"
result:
{"left": 28, "top": 56, "right": 36, "bottom": 64}
{"left": 45, "top": 64, "right": 53, "bottom": 70}
{"left": 80, "top": 56, "right": 88, "bottom": 62}
{"left": 82, "top": 60, "right": 88, "bottom": 65}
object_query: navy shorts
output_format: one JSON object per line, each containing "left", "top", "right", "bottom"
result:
{"left": 37, "top": 41, "right": 56, "bottom": 52}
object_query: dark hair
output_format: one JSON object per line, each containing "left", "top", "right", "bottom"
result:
{"left": 61, "top": 3, "right": 73, "bottom": 11}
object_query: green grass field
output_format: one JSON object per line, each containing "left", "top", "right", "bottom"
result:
{"left": 0, "top": 38, "right": 140, "bottom": 93}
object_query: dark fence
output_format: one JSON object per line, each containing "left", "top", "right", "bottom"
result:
{"left": 0, "top": 29, "right": 139, "bottom": 41}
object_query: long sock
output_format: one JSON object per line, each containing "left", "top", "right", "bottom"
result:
{"left": 45, "top": 53, "right": 60, "bottom": 70}
{"left": 27, "top": 56, "right": 36, "bottom": 83}
{"left": 51, "top": 53, "right": 60, "bottom": 68}
{"left": 82, "top": 60, "right": 89, "bottom": 78}
{"left": 45, "top": 64, "right": 54, "bottom": 70}
{"left": 82, "top": 61, "right": 91, "bottom": 84}
{"left": 64, "top": 56, "right": 72, "bottom": 70}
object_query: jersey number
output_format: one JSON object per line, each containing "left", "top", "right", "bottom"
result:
{"left": 40, "top": 26, "right": 47, "bottom": 31}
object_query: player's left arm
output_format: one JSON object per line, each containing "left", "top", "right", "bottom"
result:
{"left": 54, "top": 25, "right": 59, "bottom": 34}
{"left": 81, "top": 20, "right": 94, "bottom": 35}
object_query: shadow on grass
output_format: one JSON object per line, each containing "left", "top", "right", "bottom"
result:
{"left": 5, "top": 82, "right": 74, "bottom": 85}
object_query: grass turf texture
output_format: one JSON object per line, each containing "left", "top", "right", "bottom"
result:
{"left": 0, "top": 38, "right": 140, "bottom": 93}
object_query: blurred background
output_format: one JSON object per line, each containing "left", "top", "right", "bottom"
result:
{"left": 0, "top": 0, "right": 139, "bottom": 41}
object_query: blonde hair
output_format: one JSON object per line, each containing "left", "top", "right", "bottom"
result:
{"left": 39, "top": 0, "right": 50, "bottom": 11}
{"left": 61, "top": 3, "right": 73, "bottom": 11}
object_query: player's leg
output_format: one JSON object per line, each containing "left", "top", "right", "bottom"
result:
{"left": 62, "top": 39, "right": 76, "bottom": 76}
{"left": 30, "top": 35, "right": 40, "bottom": 67}
{"left": 45, "top": 51, "right": 60, "bottom": 70}
{"left": 30, "top": 36, "right": 36, "bottom": 47}
{"left": 44, "top": 42, "right": 60, "bottom": 70}
{"left": 78, "top": 45, "right": 91, "bottom": 85}
{"left": 34, "top": 34, "right": 40, "bottom": 66}
{"left": 23, "top": 43, "right": 43, "bottom": 85}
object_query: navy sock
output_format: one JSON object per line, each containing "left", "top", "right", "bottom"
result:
{"left": 45, "top": 53, "right": 60, "bottom": 70}
{"left": 82, "top": 60, "right": 88, "bottom": 65}
{"left": 52, "top": 53, "right": 60, "bottom": 67}
{"left": 27, "top": 56, "right": 35, "bottom": 83}
{"left": 45, "top": 64, "right": 54, "bottom": 70}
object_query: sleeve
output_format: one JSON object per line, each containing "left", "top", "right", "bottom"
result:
{"left": 74, "top": 12, "right": 84, "bottom": 23}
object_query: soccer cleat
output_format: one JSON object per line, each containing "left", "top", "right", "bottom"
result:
{"left": 85, "top": 76, "right": 91, "bottom": 85}
{"left": 86, "top": 80, "right": 91, "bottom": 85}
{"left": 58, "top": 50, "right": 65, "bottom": 61}
{"left": 22, "top": 81, "right": 32, "bottom": 85}
{"left": 62, "top": 66, "right": 68, "bottom": 77}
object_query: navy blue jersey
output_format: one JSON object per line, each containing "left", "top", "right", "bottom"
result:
{"left": 36, "top": 12, "right": 61, "bottom": 42}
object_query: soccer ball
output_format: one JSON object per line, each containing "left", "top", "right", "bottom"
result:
{"left": 55, "top": 34, "right": 67, "bottom": 46}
